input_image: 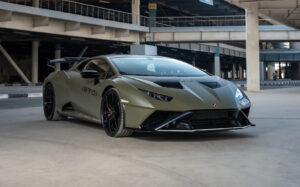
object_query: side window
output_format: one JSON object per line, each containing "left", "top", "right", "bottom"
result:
{"left": 76, "top": 60, "right": 89, "bottom": 72}
{"left": 84, "top": 59, "right": 113, "bottom": 79}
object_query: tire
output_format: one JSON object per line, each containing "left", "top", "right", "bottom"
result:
{"left": 101, "top": 88, "right": 133, "bottom": 137}
{"left": 43, "top": 83, "right": 65, "bottom": 121}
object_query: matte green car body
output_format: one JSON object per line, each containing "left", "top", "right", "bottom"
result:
{"left": 44, "top": 55, "right": 252, "bottom": 132}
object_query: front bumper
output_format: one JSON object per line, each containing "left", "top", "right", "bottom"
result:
{"left": 141, "top": 108, "right": 255, "bottom": 132}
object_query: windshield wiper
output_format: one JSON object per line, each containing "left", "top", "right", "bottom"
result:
{"left": 119, "top": 71, "right": 129, "bottom": 75}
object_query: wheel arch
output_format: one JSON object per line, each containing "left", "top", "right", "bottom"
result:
{"left": 43, "top": 71, "right": 69, "bottom": 112}
{"left": 102, "top": 85, "right": 115, "bottom": 97}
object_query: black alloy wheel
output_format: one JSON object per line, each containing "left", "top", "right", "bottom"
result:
{"left": 101, "top": 88, "right": 133, "bottom": 137}
{"left": 43, "top": 84, "right": 55, "bottom": 120}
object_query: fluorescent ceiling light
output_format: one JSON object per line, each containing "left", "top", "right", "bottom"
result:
{"left": 99, "top": 0, "right": 110, "bottom": 3}
{"left": 70, "top": 37, "right": 86, "bottom": 42}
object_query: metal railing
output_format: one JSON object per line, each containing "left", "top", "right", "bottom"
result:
{"left": 2, "top": 0, "right": 271, "bottom": 27}
{"left": 4, "top": 0, "right": 33, "bottom": 6}
{"left": 3, "top": 0, "right": 148, "bottom": 26}
{"left": 39, "top": 0, "right": 136, "bottom": 24}
{"left": 155, "top": 15, "right": 271, "bottom": 27}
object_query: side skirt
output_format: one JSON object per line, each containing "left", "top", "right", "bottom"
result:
{"left": 60, "top": 110, "right": 101, "bottom": 124}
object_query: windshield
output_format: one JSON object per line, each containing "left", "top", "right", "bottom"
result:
{"left": 110, "top": 57, "right": 208, "bottom": 77}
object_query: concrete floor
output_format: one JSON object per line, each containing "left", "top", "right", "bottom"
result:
{"left": 0, "top": 88, "right": 300, "bottom": 187}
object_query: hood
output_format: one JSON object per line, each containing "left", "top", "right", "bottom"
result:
{"left": 125, "top": 75, "right": 230, "bottom": 89}
{"left": 123, "top": 75, "right": 240, "bottom": 110}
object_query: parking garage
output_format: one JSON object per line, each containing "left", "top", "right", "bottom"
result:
{"left": 0, "top": 0, "right": 300, "bottom": 186}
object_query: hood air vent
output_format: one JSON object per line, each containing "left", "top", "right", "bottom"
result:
{"left": 154, "top": 80, "right": 183, "bottom": 89}
{"left": 199, "top": 82, "right": 221, "bottom": 89}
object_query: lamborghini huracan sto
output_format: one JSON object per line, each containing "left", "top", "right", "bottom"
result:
{"left": 43, "top": 55, "right": 254, "bottom": 137}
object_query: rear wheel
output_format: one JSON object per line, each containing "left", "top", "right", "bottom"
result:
{"left": 43, "top": 83, "right": 64, "bottom": 121}
{"left": 101, "top": 88, "right": 133, "bottom": 137}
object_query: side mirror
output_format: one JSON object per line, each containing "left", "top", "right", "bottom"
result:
{"left": 81, "top": 70, "right": 100, "bottom": 79}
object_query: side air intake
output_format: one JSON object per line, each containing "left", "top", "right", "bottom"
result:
{"left": 62, "top": 102, "right": 74, "bottom": 111}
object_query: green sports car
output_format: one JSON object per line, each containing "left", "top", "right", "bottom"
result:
{"left": 43, "top": 55, "right": 254, "bottom": 137}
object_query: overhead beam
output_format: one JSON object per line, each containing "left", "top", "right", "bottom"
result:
{"left": 0, "top": 1, "right": 148, "bottom": 32}
{"left": 115, "top": 29, "right": 130, "bottom": 38}
{"left": 65, "top": 22, "right": 80, "bottom": 32}
{"left": 91, "top": 26, "right": 106, "bottom": 35}
{"left": 0, "top": 13, "right": 140, "bottom": 43}
{"left": 147, "top": 27, "right": 300, "bottom": 42}
{"left": 225, "top": 0, "right": 300, "bottom": 29}
{"left": 33, "top": 16, "right": 49, "bottom": 27}
{"left": 237, "top": 0, "right": 299, "bottom": 9}
{"left": 0, "top": 10, "right": 12, "bottom": 22}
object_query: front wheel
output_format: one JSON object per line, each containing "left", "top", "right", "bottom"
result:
{"left": 101, "top": 88, "right": 133, "bottom": 137}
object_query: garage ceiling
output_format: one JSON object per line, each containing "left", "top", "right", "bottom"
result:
{"left": 226, "top": 0, "right": 300, "bottom": 29}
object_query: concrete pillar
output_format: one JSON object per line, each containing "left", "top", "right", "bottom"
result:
{"left": 298, "top": 63, "right": 300, "bottom": 80}
{"left": 224, "top": 70, "right": 228, "bottom": 79}
{"left": 260, "top": 61, "right": 264, "bottom": 81}
{"left": 131, "top": 0, "right": 140, "bottom": 25}
{"left": 32, "top": 40, "right": 39, "bottom": 83}
{"left": 290, "top": 43, "right": 300, "bottom": 80}
{"left": 192, "top": 58, "right": 196, "bottom": 67}
{"left": 238, "top": 64, "right": 243, "bottom": 79}
{"left": 54, "top": 43, "right": 61, "bottom": 72}
{"left": 214, "top": 43, "right": 220, "bottom": 76}
{"left": 267, "top": 62, "right": 275, "bottom": 80}
{"left": 131, "top": 0, "right": 140, "bottom": 44}
{"left": 148, "top": 1, "right": 157, "bottom": 27}
{"left": 33, "top": 0, "right": 39, "bottom": 7}
{"left": 246, "top": 6, "right": 260, "bottom": 91}
{"left": 232, "top": 64, "right": 236, "bottom": 80}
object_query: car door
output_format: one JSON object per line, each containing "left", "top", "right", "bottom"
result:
{"left": 72, "top": 58, "right": 114, "bottom": 119}
{"left": 65, "top": 60, "right": 91, "bottom": 112}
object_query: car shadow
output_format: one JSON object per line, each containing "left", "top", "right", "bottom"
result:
{"left": 66, "top": 118, "right": 105, "bottom": 130}
{"left": 64, "top": 118, "right": 257, "bottom": 142}
{"left": 131, "top": 131, "right": 256, "bottom": 142}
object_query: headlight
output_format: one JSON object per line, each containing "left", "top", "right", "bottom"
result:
{"left": 139, "top": 89, "right": 173, "bottom": 102}
{"left": 235, "top": 88, "right": 244, "bottom": 100}
{"left": 235, "top": 88, "right": 249, "bottom": 106}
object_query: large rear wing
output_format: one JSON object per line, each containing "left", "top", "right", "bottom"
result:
{"left": 49, "top": 57, "right": 88, "bottom": 64}
{"left": 48, "top": 57, "right": 88, "bottom": 70}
